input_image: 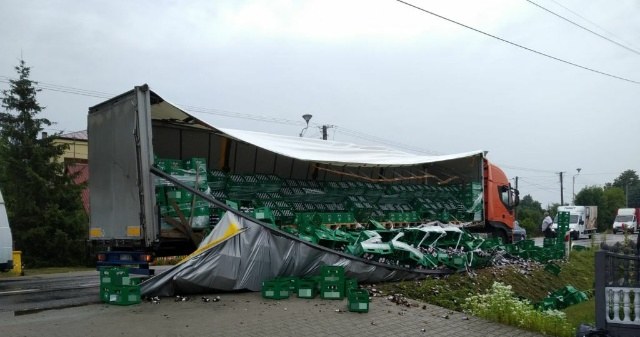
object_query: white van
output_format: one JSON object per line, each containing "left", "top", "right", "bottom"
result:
{"left": 0, "top": 189, "right": 14, "bottom": 272}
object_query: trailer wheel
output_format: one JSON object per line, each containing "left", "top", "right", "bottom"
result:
{"left": 572, "top": 231, "right": 580, "bottom": 241}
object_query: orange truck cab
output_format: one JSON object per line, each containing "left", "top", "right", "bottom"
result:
{"left": 483, "top": 159, "right": 519, "bottom": 242}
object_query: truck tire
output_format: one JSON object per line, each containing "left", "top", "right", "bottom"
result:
{"left": 572, "top": 231, "right": 579, "bottom": 241}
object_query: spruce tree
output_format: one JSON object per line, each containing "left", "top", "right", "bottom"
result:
{"left": 0, "top": 60, "right": 87, "bottom": 267}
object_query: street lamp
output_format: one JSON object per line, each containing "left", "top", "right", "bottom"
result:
{"left": 572, "top": 168, "right": 581, "bottom": 205}
{"left": 299, "top": 114, "right": 312, "bottom": 137}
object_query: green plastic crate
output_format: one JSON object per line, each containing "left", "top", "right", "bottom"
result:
{"left": 99, "top": 267, "right": 132, "bottom": 286}
{"left": 347, "top": 289, "right": 370, "bottom": 313}
{"left": 297, "top": 279, "right": 318, "bottom": 299}
{"left": 344, "top": 277, "right": 358, "bottom": 292}
{"left": 183, "top": 157, "right": 207, "bottom": 173}
{"left": 320, "top": 265, "right": 345, "bottom": 283}
{"left": 262, "top": 280, "right": 290, "bottom": 300}
{"left": 155, "top": 158, "right": 183, "bottom": 174}
{"left": 101, "top": 285, "right": 141, "bottom": 306}
{"left": 320, "top": 281, "right": 344, "bottom": 300}
{"left": 543, "top": 238, "right": 557, "bottom": 248}
{"left": 544, "top": 263, "right": 561, "bottom": 276}
{"left": 274, "top": 276, "right": 299, "bottom": 292}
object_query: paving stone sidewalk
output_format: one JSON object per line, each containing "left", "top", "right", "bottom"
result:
{"left": 2, "top": 291, "right": 545, "bottom": 337}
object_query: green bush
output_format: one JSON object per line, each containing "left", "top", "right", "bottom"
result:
{"left": 464, "top": 282, "right": 575, "bottom": 337}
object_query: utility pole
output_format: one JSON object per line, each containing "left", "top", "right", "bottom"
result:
{"left": 514, "top": 176, "right": 518, "bottom": 219}
{"left": 626, "top": 184, "right": 629, "bottom": 207}
{"left": 559, "top": 172, "right": 564, "bottom": 205}
{"left": 321, "top": 125, "right": 334, "bottom": 140}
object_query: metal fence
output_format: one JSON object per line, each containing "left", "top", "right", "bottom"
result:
{"left": 595, "top": 250, "right": 640, "bottom": 336}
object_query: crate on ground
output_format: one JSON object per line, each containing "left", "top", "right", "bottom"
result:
{"left": 544, "top": 262, "right": 561, "bottom": 276}
{"left": 101, "top": 284, "right": 141, "bottom": 306}
{"left": 261, "top": 279, "right": 290, "bottom": 300}
{"left": 297, "top": 279, "right": 318, "bottom": 299}
{"left": 347, "top": 288, "right": 370, "bottom": 313}
{"left": 320, "top": 280, "right": 345, "bottom": 300}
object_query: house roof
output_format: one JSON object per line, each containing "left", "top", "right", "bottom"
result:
{"left": 59, "top": 130, "right": 88, "bottom": 141}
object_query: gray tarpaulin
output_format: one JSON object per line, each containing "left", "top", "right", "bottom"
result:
{"left": 141, "top": 212, "right": 449, "bottom": 297}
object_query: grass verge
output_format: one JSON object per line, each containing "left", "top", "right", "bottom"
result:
{"left": 379, "top": 247, "right": 596, "bottom": 335}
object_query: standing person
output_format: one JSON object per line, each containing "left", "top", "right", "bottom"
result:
{"left": 541, "top": 211, "right": 554, "bottom": 238}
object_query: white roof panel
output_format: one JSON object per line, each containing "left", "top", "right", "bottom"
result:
{"left": 152, "top": 91, "right": 485, "bottom": 167}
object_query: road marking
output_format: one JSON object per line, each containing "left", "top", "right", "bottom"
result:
{"left": 0, "top": 288, "right": 39, "bottom": 296}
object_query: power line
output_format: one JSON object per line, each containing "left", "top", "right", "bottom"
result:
{"left": 394, "top": 0, "right": 640, "bottom": 85}
{"left": 525, "top": 0, "right": 640, "bottom": 56}
{"left": 335, "top": 127, "right": 441, "bottom": 155}
{"left": 1, "top": 75, "right": 442, "bottom": 155}
{"left": 518, "top": 177, "right": 558, "bottom": 192}
{"left": 0, "top": 76, "right": 114, "bottom": 99}
{"left": 498, "top": 164, "right": 557, "bottom": 173}
{"left": 546, "top": 0, "right": 640, "bottom": 51}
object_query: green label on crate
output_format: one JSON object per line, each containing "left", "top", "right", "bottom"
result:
{"left": 325, "top": 276, "right": 339, "bottom": 282}
{"left": 279, "top": 290, "right": 289, "bottom": 297}
{"left": 358, "top": 303, "right": 368, "bottom": 310}
{"left": 101, "top": 277, "right": 111, "bottom": 284}
{"left": 299, "top": 289, "right": 311, "bottom": 297}
{"left": 324, "top": 291, "right": 340, "bottom": 298}
{"left": 265, "top": 290, "right": 274, "bottom": 297}
{"left": 109, "top": 294, "right": 118, "bottom": 302}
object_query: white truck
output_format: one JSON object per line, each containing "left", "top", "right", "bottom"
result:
{"left": 551, "top": 205, "right": 597, "bottom": 240}
{"left": 0, "top": 189, "right": 14, "bottom": 272}
{"left": 612, "top": 208, "right": 640, "bottom": 234}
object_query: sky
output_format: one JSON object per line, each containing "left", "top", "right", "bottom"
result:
{"left": 1, "top": 0, "right": 639, "bottom": 207}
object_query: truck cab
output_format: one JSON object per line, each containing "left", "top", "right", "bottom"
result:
{"left": 551, "top": 205, "right": 597, "bottom": 240}
{"left": 0, "top": 190, "right": 14, "bottom": 272}
{"left": 484, "top": 161, "right": 519, "bottom": 242}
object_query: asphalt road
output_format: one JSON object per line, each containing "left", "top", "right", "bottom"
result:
{"left": 0, "top": 272, "right": 100, "bottom": 314}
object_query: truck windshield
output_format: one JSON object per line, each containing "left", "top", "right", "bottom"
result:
{"left": 615, "top": 215, "right": 634, "bottom": 222}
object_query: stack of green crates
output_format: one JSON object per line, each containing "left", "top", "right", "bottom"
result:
{"left": 99, "top": 267, "right": 141, "bottom": 306}
{"left": 319, "top": 265, "right": 345, "bottom": 300}
{"left": 155, "top": 157, "right": 212, "bottom": 230}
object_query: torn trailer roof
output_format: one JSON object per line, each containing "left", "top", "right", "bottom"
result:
{"left": 146, "top": 89, "right": 486, "bottom": 168}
